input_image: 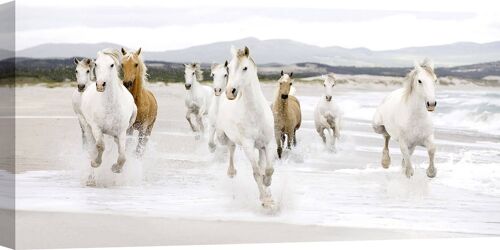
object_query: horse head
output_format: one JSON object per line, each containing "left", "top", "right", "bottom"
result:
{"left": 210, "top": 61, "right": 228, "bottom": 96}
{"left": 226, "top": 46, "right": 257, "bottom": 100}
{"left": 95, "top": 49, "right": 121, "bottom": 92}
{"left": 322, "top": 73, "right": 336, "bottom": 102}
{"left": 277, "top": 70, "right": 293, "bottom": 100}
{"left": 184, "top": 63, "right": 203, "bottom": 90}
{"left": 74, "top": 57, "right": 94, "bottom": 92}
{"left": 410, "top": 59, "right": 438, "bottom": 112}
{"left": 121, "top": 47, "right": 144, "bottom": 90}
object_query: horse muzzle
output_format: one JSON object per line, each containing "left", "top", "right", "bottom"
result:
{"left": 77, "top": 84, "right": 85, "bottom": 92}
{"left": 96, "top": 81, "right": 106, "bottom": 92}
{"left": 281, "top": 94, "right": 288, "bottom": 100}
{"left": 214, "top": 88, "right": 222, "bottom": 96}
{"left": 325, "top": 95, "right": 332, "bottom": 102}
{"left": 426, "top": 101, "right": 437, "bottom": 112}
{"left": 123, "top": 81, "right": 133, "bottom": 89}
{"left": 185, "top": 84, "right": 192, "bottom": 90}
{"left": 226, "top": 87, "right": 238, "bottom": 100}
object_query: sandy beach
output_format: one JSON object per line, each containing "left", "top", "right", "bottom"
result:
{"left": 9, "top": 81, "right": 500, "bottom": 248}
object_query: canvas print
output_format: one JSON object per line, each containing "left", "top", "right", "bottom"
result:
{"left": 1, "top": 0, "right": 500, "bottom": 249}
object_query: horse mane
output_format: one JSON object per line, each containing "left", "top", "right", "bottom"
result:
{"left": 99, "top": 48, "right": 122, "bottom": 70}
{"left": 403, "top": 58, "right": 436, "bottom": 100}
{"left": 326, "top": 73, "right": 335, "bottom": 82}
{"left": 124, "top": 52, "right": 149, "bottom": 84}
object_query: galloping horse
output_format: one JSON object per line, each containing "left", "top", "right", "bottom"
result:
{"left": 81, "top": 49, "right": 137, "bottom": 174}
{"left": 272, "top": 71, "right": 301, "bottom": 158}
{"left": 121, "top": 48, "right": 158, "bottom": 156}
{"left": 216, "top": 46, "right": 277, "bottom": 208}
{"left": 372, "top": 59, "right": 438, "bottom": 178}
{"left": 184, "top": 63, "right": 212, "bottom": 137}
{"left": 72, "top": 57, "right": 95, "bottom": 149}
{"left": 314, "top": 73, "right": 341, "bottom": 150}
{"left": 208, "top": 61, "right": 228, "bottom": 152}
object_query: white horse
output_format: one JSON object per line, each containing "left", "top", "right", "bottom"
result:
{"left": 372, "top": 59, "right": 438, "bottom": 178}
{"left": 184, "top": 63, "right": 212, "bottom": 138}
{"left": 216, "top": 46, "right": 276, "bottom": 208}
{"left": 72, "top": 58, "right": 95, "bottom": 149}
{"left": 81, "top": 49, "right": 137, "bottom": 173}
{"left": 208, "top": 61, "right": 228, "bottom": 152}
{"left": 314, "top": 73, "right": 341, "bottom": 150}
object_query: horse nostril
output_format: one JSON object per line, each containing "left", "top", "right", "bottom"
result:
{"left": 231, "top": 88, "right": 236, "bottom": 95}
{"left": 103, "top": 82, "right": 106, "bottom": 86}
{"left": 434, "top": 101, "right": 437, "bottom": 106}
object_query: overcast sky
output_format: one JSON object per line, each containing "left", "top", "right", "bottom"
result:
{"left": 14, "top": 0, "right": 500, "bottom": 51}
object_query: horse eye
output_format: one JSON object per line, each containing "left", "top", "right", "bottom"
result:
{"left": 243, "top": 67, "right": 248, "bottom": 71}
{"left": 75, "top": 70, "right": 78, "bottom": 74}
{"left": 211, "top": 74, "right": 214, "bottom": 77}
{"left": 418, "top": 80, "right": 422, "bottom": 84}
{"left": 290, "top": 82, "right": 293, "bottom": 86}
{"left": 110, "top": 64, "right": 114, "bottom": 68}
{"left": 86, "top": 70, "right": 90, "bottom": 73}
{"left": 135, "top": 63, "right": 138, "bottom": 67}
{"left": 192, "top": 72, "right": 195, "bottom": 75}
{"left": 224, "top": 74, "right": 227, "bottom": 77}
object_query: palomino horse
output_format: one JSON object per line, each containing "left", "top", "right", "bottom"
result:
{"left": 184, "top": 63, "right": 212, "bottom": 138}
{"left": 372, "top": 59, "right": 438, "bottom": 178}
{"left": 216, "top": 46, "right": 276, "bottom": 208}
{"left": 81, "top": 49, "right": 137, "bottom": 174}
{"left": 208, "top": 61, "right": 228, "bottom": 152}
{"left": 314, "top": 73, "right": 341, "bottom": 150}
{"left": 272, "top": 71, "right": 301, "bottom": 158}
{"left": 72, "top": 57, "right": 95, "bottom": 149}
{"left": 121, "top": 48, "right": 158, "bottom": 156}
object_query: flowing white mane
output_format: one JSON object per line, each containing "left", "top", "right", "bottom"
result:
{"left": 404, "top": 58, "right": 436, "bottom": 99}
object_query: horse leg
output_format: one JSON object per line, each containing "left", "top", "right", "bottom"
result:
{"left": 196, "top": 114, "right": 205, "bottom": 133}
{"left": 227, "top": 142, "right": 237, "bottom": 178}
{"left": 382, "top": 133, "right": 391, "bottom": 169}
{"left": 424, "top": 136, "right": 437, "bottom": 178}
{"left": 241, "top": 141, "right": 274, "bottom": 208}
{"left": 286, "top": 129, "right": 293, "bottom": 149}
{"left": 185, "top": 111, "right": 197, "bottom": 132}
{"left": 112, "top": 133, "right": 127, "bottom": 173}
{"left": 208, "top": 123, "right": 216, "bottom": 153}
{"left": 80, "top": 124, "right": 87, "bottom": 150}
{"left": 399, "top": 140, "right": 414, "bottom": 178}
{"left": 90, "top": 126, "right": 104, "bottom": 168}
{"left": 317, "top": 126, "right": 327, "bottom": 144}
{"left": 275, "top": 129, "right": 283, "bottom": 159}
{"left": 292, "top": 129, "right": 298, "bottom": 147}
{"left": 136, "top": 125, "right": 150, "bottom": 157}
{"left": 262, "top": 145, "right": 275, "bottom": 187}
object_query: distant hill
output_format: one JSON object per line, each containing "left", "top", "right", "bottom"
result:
{"left": 4, "top": 57, "right": 499, "bottom": 85}
{"left": 16, "top": 37, "right": 500, "bottom": 67}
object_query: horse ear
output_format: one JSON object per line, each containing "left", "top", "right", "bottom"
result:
{"left": 422, "top": 58, "right": 434, "bottom": 70}
{"left": 244, "top": 46, "right": 250, "bottom": 57}
{"left": 74, "top": 57, "right": 80, "bottom": 65}
{"left": 280, "top": 70, "right": 284, "bottom": 76}
{"left": 136, "top": 47, "right": 142, "bottom": 56}
{"left": 84, "top": 58, "right": 91, "bottom": 65}
{"left": 290, "top": 72, "right": 293, "bottom": 78}
{"left": 121, "top": 47, "right": 127, "bottom": 56}
{"left": 224, "top": 60, "right": 228, "bottom": 67}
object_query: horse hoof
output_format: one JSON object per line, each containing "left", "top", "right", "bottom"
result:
{"left": 382, "top": 157, "right": 391, "bottom": 169}
{"left": 86, "top": 177, "right": 96, "bottom": 187}
{"left": 426, "top": 166, "right": 437, "bottom": 178}
{"left": 91, "top": 160, "right": 101, "bottom": 168}
{"left": 261, "top": 198, "right": 276, "bottom": 209}
{"left": 405, "top": 166, "right": 414, "bottom": 178}
{"left": 111, "top": 164, "right": 122, "bottom": 173}
{"left": 227, "top": 168, "right": 237, "bottom": 178}
{"left": 208, "top": 142, "right": 216, "bottom": 153}
{"left": 263, "top": 175, "right": 272, "bottom": 187}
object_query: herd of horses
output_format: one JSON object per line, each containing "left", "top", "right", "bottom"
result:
{"left": 72, "top": 46, "right": 438, "bottom": 208}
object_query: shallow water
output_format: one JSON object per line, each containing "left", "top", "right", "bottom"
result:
{"left": 10, "top": 84, "right": 500, "bottom": 235}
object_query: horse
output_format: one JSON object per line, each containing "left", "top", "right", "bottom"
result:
{"left": 121, "top": 47, "right": 158, "bottom": 156}
{"left": 314, "top": 73, "right": 341, "bottom": 150}
{"left": 184, "top": 63, "right": 212, "bottom": 138}
{"left": 216, "top": 46, "right": 276, "bottom": 208}
{"left": 372, "top": 58, "right": 438, "bottom": 178}
{"left": 81, "top": 49, "right": 137, "bottom": 174}
{"left": 208, "top": 61, "right": 228, "bottom": 152}
{"left": 72, "top": 57, "right": 95, "bottom": 149}
{"left": 272, "top": 71, "right": 301, "bottom": 158}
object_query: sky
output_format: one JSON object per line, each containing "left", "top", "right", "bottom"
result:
{"left": 13, "top": 0, "right": 500, "bottom": 51}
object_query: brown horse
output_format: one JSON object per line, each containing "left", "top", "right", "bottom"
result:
{"left": 272, "top": 71, "right": 302, "bottom": 158}
{"left": 121, "top": 47, "right": 158, "bottom": 156}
